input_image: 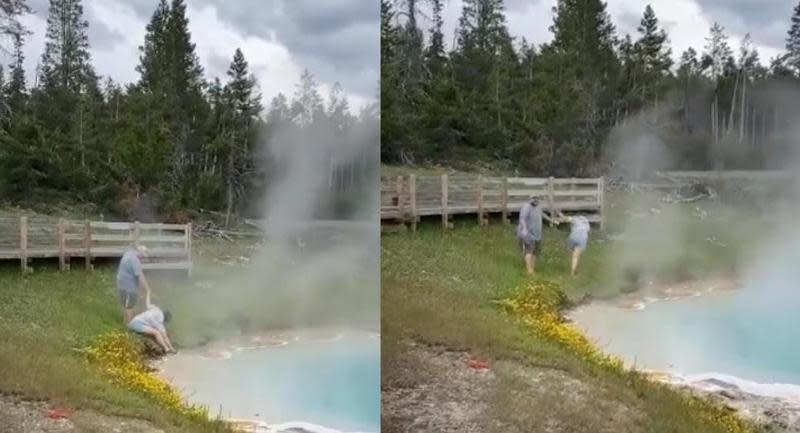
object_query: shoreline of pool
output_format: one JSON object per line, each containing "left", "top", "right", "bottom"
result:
{"left": 154, "top": 327, "right": 380, "bottom": 433}
{"left": 566, "top": 279, "right": 800, "bottom": 431}
{"left": 227, "top": 418, "right": 377, "bottom": 433}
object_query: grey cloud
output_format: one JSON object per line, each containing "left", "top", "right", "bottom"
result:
{"left": 124, "top": 0, "right": 160, "bottom": 20}
{"left": 86, "top": 15, "right": 126, "bottom": 50}
{"left": 695, "top": 0, "right": 793, "bottom": 52}
{"left": 20, "top": 0, "right": 377, "bottom": 104}
{"left": 192, "top": 0, "right": 378, "bottom": 99}
{"left": 27, "top": 0, "right": 49, "bottom": 15}
{"left": 206, "top": 51, "right": 231, "bottom": 80}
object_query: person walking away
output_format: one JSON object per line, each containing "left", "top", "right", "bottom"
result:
{"left": 517, "top": 195, "right": 543, "bottom": 275}
{"left": 117, "top": 245, "right": 153, "bottom": 325}
{"left": 567, "top": 215, "right": 590, "bottom": 276}
{"left": 128, "top": 301, "right": 176, "bottom": 354}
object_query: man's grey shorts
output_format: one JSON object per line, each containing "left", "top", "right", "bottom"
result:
{"left": 119, "top": 290, "right": 138, "bottom": 309}
{"left": 521, "top": 239, "right": 541, "bottom": 256}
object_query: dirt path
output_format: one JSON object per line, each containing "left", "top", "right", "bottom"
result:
{"left": 0, "top": 395, "right": 164, "bottom": 433}
{"left": 382, "top": 343, "right": 644, "bottom": 433}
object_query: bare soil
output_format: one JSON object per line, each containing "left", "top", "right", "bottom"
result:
{"left": 0, "top": 394, "right": 164, "bottom": 433}
{"left": 381, "top": 342, "right": 644, "bottom": 433}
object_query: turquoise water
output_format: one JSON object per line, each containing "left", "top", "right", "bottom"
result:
{"left": 572, "top": 275, "right": 800, "bottom": 385}
{"left": 159, "top": 332, "right": 380, "bottom": 432}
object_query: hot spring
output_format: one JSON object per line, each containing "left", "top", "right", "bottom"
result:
{"left": 158, "top": 329, "right": 380, "bottom": 432}
{"left": 571, "top": 256, "right": 800, "bottom": 395}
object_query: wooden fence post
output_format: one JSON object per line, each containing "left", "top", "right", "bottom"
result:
{"left": 58, "top": 218, "right": 65, "bottom": 271}
{"left": 547, "top": 177, "right": 556, "bottom": 226}
{"left": 396, "top": 176, "right": 405, "bottom": 226}
{"left": 133, "top": 221, "right": 141, "bottom": 246}
{"left": 84, "top": 221, "right": 92, "bottom": 270}
{"left": 409, "top": 174, "right": 417, "bottom": 232}
{"left": 186, "top": 222, "right": 193, "bottom": 277}
{"left": 19, "top": 216, "right": 27, "bottom": 273}
{"left": 477, "top": 176, "right": 485, "bottom": 226}
{"left": 441, "top": 174, "right": 449, "bottom": 230}
{"left": 501, "top": 177, "right": 509, "bottom": 224}
{"left": 598, "top": 176, "right": 605, "bottom": 230}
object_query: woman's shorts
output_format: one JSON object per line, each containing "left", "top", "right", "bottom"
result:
{"left": 568, "top": 234, "right": 588, "bottom": 250}
{"left": 127, "top": 318, "right": 149, "bottom": 334}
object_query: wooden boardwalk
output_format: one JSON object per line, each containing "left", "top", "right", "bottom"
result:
{"left": 0, "top": 217, "right": 192, "bottom": 274}
{"left": 381, "top": 174, "right": 604, "bottom": 230}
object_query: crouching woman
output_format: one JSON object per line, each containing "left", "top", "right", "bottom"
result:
{"left": 128, "top": 299, "right": 176, "bottom": 354}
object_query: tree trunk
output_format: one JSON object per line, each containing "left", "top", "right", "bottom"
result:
{"left": 727, "top": 71, "right": 739, "bottom": 138}
{"left": 225, "top": 152, "right": 234, "bottom": 228}
{"left": 225, "top": 130, "right": 237, "bottom": 228}
{"left": 739, "top": 72, "right": 746, "bottom": 143}
{"left": 79, "top": 103, "right": 84, "bottom": 168}
{"left": 495, "top": 66, "right": 501, "bottom": 128}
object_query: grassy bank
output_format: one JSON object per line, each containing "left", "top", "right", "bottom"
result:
{"left": 381, "top": 221, "right": 763, "bottom": 433}
{"left": 0, "top": 233, "right": 378, "bottom": 432}
{"left": 0, "top": 240, "right": 249, "bottom": 432}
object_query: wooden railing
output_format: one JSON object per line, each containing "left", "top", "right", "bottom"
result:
{"left": 381, "top": 174, "right": 604, "bottom": 230}
{"left": 0, "top": 217, "right": 192, "bottom": 274}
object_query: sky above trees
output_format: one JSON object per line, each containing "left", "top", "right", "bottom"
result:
{"left": 2, "top": 0, "right": 378, "bottom": 110}
{"left": 424, "top": 0, "right": 790, "bottom": 66}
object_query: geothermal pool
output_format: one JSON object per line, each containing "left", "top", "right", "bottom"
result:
{"left": 571, "top": 274, "right": 800, "bottom": 387}
{"left": 158, "top": 330, "right": 380, "bottom": 433}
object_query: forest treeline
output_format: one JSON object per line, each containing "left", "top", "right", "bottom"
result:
{"left": 381, "top": 0, "right": 800, "bottom": 176}
{"left": 0, "top": 0, "right": 377, "bottom": 220}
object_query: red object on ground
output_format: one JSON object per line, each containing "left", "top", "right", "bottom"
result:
{"left": 47, "top": 409, "right": 69, "bottom": 419}
{"left": 468, "top": 357, "right": 490, "bottom": 370}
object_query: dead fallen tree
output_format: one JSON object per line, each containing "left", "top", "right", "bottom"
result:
{"left": 193, "top": 220, "right": 262, "bottom": 241}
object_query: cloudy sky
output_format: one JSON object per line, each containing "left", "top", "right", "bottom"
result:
{"left": 430, "top": 0, "right": 794, "bottom": 64}
{"left": 9, "top": 0, "right": 378, "bottom": 111}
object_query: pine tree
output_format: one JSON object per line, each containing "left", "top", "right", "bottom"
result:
{"left": 267, "top": 93, "right": 291, "bottom": 131}
{"left": 424, "top": 0, "right": 446, "bottom": 75}
{"left": 132, "top": 0, "right": 209, "bottom": 209}
{"left": 786, "top": 0, "right": 800, "bottom": 75}
{"left": 678, "top": 47, "right": 700, "bottom": 77}
{"left": 6, "top": 33, "right": 26, "bottom": 115}
{"left": 398, "top": 0, "right": 425, "bottom": 86}
{"left": 633, "top": 5, "right": 672, "bottom": 102}
{"left": 380, "top": 0, "right": 399, "bottom": 62}
{"left": 380, "top": 0, "right": 402, "bottom": 161}
{"left": 540, "top": 0, "right": 619, "bottom": 172}
{"left": 165, "top": 0, "right": 204, "bottom": 105}
{"left": 164, "top": 0, "right": 206, "bottom": 159}
{"left": 452, "top": 0, "right": 515, "bottom": 149}
{"left": 291, "top": 69, "right": 324, "bottom": 126}
{"left": 227, "top": 48, "right": 261, "bottom": 125}
{"left": 136, "top": 0, "right": 169, "bottom": 93}
{"left": 703, "top": 22, "right": 732, "bottom": 81}
{"left": 222, "top": 47, "right": 262, "bottom": 225}
{"left": 327, "top": 82, "right": 351, "bottom": 132}
{"left": 39, "top": 0, "right": 92, "bottom": 92}
{"left": 0, "top": 0, "right": 30, "bottom": 41}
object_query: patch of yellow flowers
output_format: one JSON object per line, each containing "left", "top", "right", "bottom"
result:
{"left": 498, "top": 281, "right": 624, "bottom": 371}
{"left": 499, "top": 281, "right": 753, "bottom": 433}
{"left": 86, "top": 331, "right": 210, "bottom": 422}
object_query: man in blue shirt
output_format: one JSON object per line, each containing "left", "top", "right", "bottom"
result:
{"left": 517, "top": 195, "right": 543, "bottom": 275}
{"left": 117, "top": 245, "right": 153, "bottom": 325}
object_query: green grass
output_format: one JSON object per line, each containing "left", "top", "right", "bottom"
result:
{"left": 381, "top": 216, "right": 763, "bottom": 433}
{"left": 0, "top": 235, "right": 378, "bottom": 432}
{"left": 0, "top": 239, "right": 267, "bottom": 432}
{"left": 0, "top": 269, "right": 224, "bottom": 432}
